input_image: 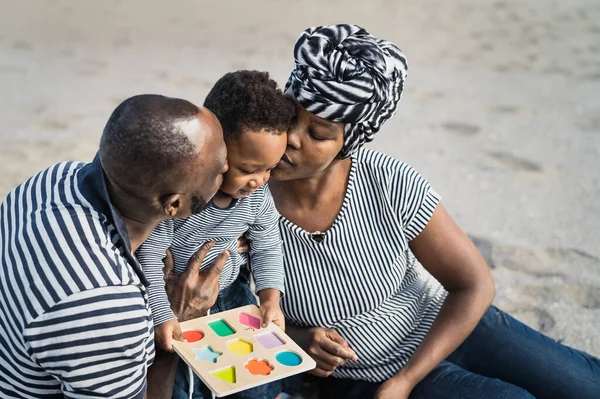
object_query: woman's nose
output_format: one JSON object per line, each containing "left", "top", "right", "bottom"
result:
{"left": 287, "top": 127, "right": 302, "bottom": 150}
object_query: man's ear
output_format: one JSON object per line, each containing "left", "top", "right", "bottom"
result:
{"left": 161, "top": 193, "right": 182, "bottom": 218}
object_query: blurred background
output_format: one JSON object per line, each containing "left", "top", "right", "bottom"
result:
{"left": 1, "top": 0, "right": 599, "bottom": 355}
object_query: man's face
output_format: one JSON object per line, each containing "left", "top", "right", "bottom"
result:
{"left": 186, "top": 149, "right": 227, "bottom": 215}
{"left": 168, "top": 108, "right": 228, "bottom": 219}
{"left": 190, "top": 194, "right": 209, "bottom": 215}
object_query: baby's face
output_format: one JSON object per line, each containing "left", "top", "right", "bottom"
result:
{"left": 220, "top": 129, "right": 287, "bottom": 199}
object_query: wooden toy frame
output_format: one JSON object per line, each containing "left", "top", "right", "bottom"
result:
{"left": 173, "top": 304, "right": 316, "bottom": 397}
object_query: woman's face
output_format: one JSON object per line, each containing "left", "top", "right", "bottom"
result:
{"left": 271, "top": 102, "right": 345, "bottom": 181}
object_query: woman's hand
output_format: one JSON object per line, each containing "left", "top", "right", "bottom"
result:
{"left": 288, "top": 326, "right": 358, "bottom": 377}
{"left": 373, "top": 375, "right": 415, "bottom": 399}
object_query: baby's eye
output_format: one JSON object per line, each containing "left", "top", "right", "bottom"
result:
{"left": 240, "top": 169, "right": 254, "bottom": 174}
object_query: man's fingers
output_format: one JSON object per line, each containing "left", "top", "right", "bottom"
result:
{"left": 203, "top": 250, "right": 230, "bottom": 279}
{"left": 162, "top": 248, "right": 175, "bottom": 277}
{"left": 184, "top": 241, "right": 215, "bottom": 277}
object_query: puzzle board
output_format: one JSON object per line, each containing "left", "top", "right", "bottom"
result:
{"left": 173, "top": 304, "right": 316, "bottom": 397}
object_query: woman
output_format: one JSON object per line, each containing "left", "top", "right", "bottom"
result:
{"left": 268, "top": 24, "right": 600, "bottom": 399}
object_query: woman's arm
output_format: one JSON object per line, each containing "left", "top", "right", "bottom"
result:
{"left": 375, "top": 203, "right": 495, "bottom": 399}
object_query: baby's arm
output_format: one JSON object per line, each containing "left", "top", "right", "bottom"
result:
{"left": 136, "top": 220, "right": 181, "bottom": 350}
{"left": 246, "top": 187, "right": 286, "bottom": 329}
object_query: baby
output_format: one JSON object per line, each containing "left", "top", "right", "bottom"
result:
{"left": 136, "top": 71, "right": 294, "bottom": 398}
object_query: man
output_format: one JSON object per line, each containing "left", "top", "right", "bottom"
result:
{"left": 0, "top": 94, "right": 228, "bottom": 398}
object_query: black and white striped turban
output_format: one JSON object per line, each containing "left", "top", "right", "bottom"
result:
{"left": 285, "top": 24, "right": 408, "bottom": 158}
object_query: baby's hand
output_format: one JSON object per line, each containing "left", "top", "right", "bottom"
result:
{"left": 259, "top": 300, "right": 286, "bottom": 331}
{"left": 154, "top": 318, "right": 183, "bottom": 352}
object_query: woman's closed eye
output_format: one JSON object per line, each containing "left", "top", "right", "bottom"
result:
{"left": 309, "top": 128, "right": 328, "bottom": 141}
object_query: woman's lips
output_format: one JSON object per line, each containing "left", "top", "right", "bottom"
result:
{"left": 278, "top": 154, "right": 294, "bottom": 167}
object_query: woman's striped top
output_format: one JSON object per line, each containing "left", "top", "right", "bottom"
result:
{"left": 136, "top": 184, "right": 285, "bottom": 326}
{"left": 279, "top": 148, "right": 447, "bottom": 382}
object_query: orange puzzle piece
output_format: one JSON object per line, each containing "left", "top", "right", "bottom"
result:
{"left": 245, "top": 359, "right": 274, "bottom": 376}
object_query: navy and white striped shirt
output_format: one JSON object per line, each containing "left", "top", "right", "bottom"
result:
{"left": 0, "top": 156, "right": 155, "bottom": 399}
{"left": 136, "top": 185, "right": 284, "bottom": 325}
{"left": 280, "top": 149, "right": 447, "bottom": 382}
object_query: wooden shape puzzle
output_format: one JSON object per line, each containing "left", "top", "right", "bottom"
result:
{"left": 173, "top": 304, "right": 316, "bottom": 397}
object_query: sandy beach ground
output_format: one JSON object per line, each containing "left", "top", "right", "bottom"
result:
{"left": 1, "top": 0, "right": 599, "bottom": 356}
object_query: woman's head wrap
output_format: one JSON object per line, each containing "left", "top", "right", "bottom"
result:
{"left": 285, "top": 24, "right": 408, "bottom": 158}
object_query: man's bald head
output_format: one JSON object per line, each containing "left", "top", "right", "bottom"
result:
{"left": 99, "top": 94, "right": 227, "bottom": 220}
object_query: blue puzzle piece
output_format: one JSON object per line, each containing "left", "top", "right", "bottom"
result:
{"left": 193, "top": 346, "right": 222, "bottom": 363}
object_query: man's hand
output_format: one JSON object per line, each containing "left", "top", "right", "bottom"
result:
{"left": 163, "top": 242, "right": 229, "bottom": 322}
{"left": 153, "top": 318, "right": 183, "bottom": 352}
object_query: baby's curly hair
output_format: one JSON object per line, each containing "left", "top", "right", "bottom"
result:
{"left": 204, "top": 70, "right": 295, "bottom": 140}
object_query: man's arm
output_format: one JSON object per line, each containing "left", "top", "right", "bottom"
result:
{"left": 25, "top": 285, "right": 153, "bottom": 399}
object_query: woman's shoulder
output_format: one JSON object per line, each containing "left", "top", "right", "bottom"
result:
{"left": 354, "top": 148, "right": 418, "bottom": 180}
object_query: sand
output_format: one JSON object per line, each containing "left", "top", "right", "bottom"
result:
{"left": 1, "top": 0, "right": 599, "bottom": 357}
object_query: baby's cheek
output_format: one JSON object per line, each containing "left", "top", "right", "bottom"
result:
{"left": 233, "top": 176, "right": 250, "bottom": 189}
{"left": 222, "top": 174, "right": 242, "bottom": 189}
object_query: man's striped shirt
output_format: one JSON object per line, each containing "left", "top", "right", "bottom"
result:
{"left": 0, "top": 156, "right": 155, "bottom": 399}
{"left": 136, "top": 184, "right": 284, "bottom": 326}
{"left": 280, "top": 148, "right": 447, "bottom": 382}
